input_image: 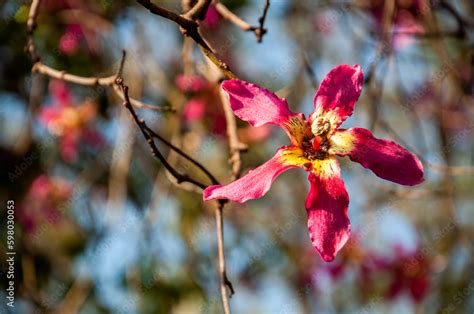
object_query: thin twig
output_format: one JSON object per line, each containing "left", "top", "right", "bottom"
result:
{"left": 215, "top": 2, "right": 253, "bottom": 31}
{"left": 26, "top": 0, "right": 41, "bottom": 62}
{"left": 143, "top": 124, "right": 220, "bottom": 185}
{"left": 215, "top": 201, "right": 234, "bottom": 314}
{"left": 214, "top": 1, "right": 270, "bottom": 43}
{"left": 428, "top": 163, "right": 474, "bottom": 175}
{"left": 366, "top": 0, "right": 395, "bottom": 130}
{"left": 183, "top": 0, "right": 212, "bottom": 20}
{"left": 255, "top": 0, "right": 270, "bottom": 43}
{"left": 364, "top": 0, "right": 395, "bottom": 84}
{"left": 32, "top": 62, "right": 117, "bottom": 85}
{"left": 301, "top": 51, "right": 318, "bottom": 89}
{"left": 219, "top": 82, "right": 248, "bottom": 180}
{"left": 116, "top": 77, "right": 212, "bottom": 190}
{"left": 136, "top": 0, "right": 197, "bottom": 29}
{"left": 53, "top": 279, "right": 92, "bottom": 314}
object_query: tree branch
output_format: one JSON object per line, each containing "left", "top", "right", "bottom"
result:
{"left": 256, "top": 0, "right": 270, "bottom": 43}
{"left": 214, "top": 1, "right": 270, "bottom": 43}
{"left": 136, "top": 0, "right": 236, "bottom": 79}
{"left": 182, "top": 0, "right": 212, "bottom": 20}
{"left": 117, "top": 76, "right": 233, "bottom": 314}
{"left": 115, "top": 77, "right": 214, "bottom": 190}
{"left": 215, "top": 201, "right": 233, "bottom": 314}
{"left": 219, "top": 89, "right": 247, "bottom": 180}
{"left": 27, "top": 0, "right": 171, "bottom": 112}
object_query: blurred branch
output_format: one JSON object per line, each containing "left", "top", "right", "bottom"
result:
{"left": 214, "top": 0, "right": 270, "bottom": 43}
{"left": 219, "top": 88, "right": 248, "bottom": 180}
{"left": 439, "top": 0, "right": 474, "bottom": 34}
{"left": 301, "top": 51, "right": 318, "bottom": 89}
{"left": 26, "top": 0, "right": 41, "bottom": 62}
{"left": 256, "top": 0, "right": 270, "bottom": 43}
{"left": 366, "top": 0, "right": 395, "bottom": 130}
{"left": 215, "top": 201, "right": 234, "bottom": 314}
{"left": 364, "top": 0, "right": 395, "bottom": 84}
{"left": 428, "top": 163, "right": 474, "bottom": 175}
{"left": 54, "top": 279, "right": 92, "bottom": 314}
{"left": 214, "top": 3, "right": 254, "bottom": 30}
{"left": 183, "top": 0, "right": 212, "bottom": 20}
{"left": 201, "top": 56, "right": 248, "bottom": 180}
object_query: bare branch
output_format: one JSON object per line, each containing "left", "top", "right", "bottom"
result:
{"left": 115, "top": 77, "right": 213, "bottom": 190}
{"left": 215, "top": 201, "right": 234, "bottom": 314}
{"left": 215, "top": 2, "right": 253, "bottom": 31}
{"left": 143, "top": 124, "right": 220, "bottom": 185}
{"left": 256, "top": 0, "right": 270, "bottom": 43}
{"left": 136, "top": 0, "right": 198, "bottom": 29}
{"left": 183, "top": 0, "right": 212, "bottom": 20}
{"left": 219, "top": 85, "right": 248, "bottom": 180}
{"left": 214, "top": 1, "right": 270, "bottom": 43}
{"left": 136, "top": 0, "right": 236, "bottom": 79}
{"left": 26, "top": 0, "right": 41, "bottom": 62}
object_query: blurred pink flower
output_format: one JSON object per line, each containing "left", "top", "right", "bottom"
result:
{"left": 177, "top": 74, "right": 229, "bottom": 136}
{"left": 183, "top": 98, "right": 207, "bottom": 122}
{"left": 59, "top": 25, "right": 84, "bottom": 55}
{"left": 391, "top": 10, "right": 425, "bottom": 50}
{"left": 39, "top": 80, "right": 102, "bottom": 162}
{"left": 238, "top": 125, "right": 273, "bottom": 143}
{"left": 379, "top": 246, "right": 430, "bottom": 303}
{"left": 176, "top": 74, "right": 207, "bottom": 93}
{"left": 19, "top": 175, "right": 72, "bottom": 233}
{"left": 202, "top": 4, "right": 221, "bottom": 29}
{"left": 369, "top": 0, "right": 425, "bottom": 50}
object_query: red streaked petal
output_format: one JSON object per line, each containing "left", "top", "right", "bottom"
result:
{"left": 306, "top": 158, "right": 350, "bottom": 262}
{"left": 221, "top": 79, "right": 307, "bottom": 145}
{"left": 203, "top": 146, "right": 307, "bottom": 203}
{"left": 311, "top": 64, "right": 363, "bottom": 132}
{"left": 330, "top": 128, "right": 424, "bottom": 186}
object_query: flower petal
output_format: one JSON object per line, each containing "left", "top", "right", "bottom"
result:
{"left": 330, "top": 128, "right": 424, "bottom": 186}
{"left": 310, "top": 64, "right": 363, "bottom": 133}
{"left": 203, "top": 146, "right": 308, "bottom": 203}
{"left": 221, "top": 79, "right": 308, "bottom": 145}
{"left": 306, "top": 158, "right": 350, "bottom": 262}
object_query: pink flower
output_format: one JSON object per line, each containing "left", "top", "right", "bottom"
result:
{"left": 59, "top": 25, "right": 83, "bottom": 55}
{"left": 39, "top": 80, "right": 101, "bottom": 162}
{"left": 378, "top": 246, "right": 430, "bottom": 303}
{"left": 203, "top": 64, "right": 424, "bottom": 262}
{"left": 176, "top": 74, "right": 207, "bottom": 93}
{"left": 183, "top": 98, "right": 207, "bottom": 122}
{"left": 18, "top": 175, "right": 72, "bottom": 233}
{"left": 391, "top": 10, "right": 425, "bottom": 50}
{"left": 369, "top": 0, "right": 425, "bottom": 50}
